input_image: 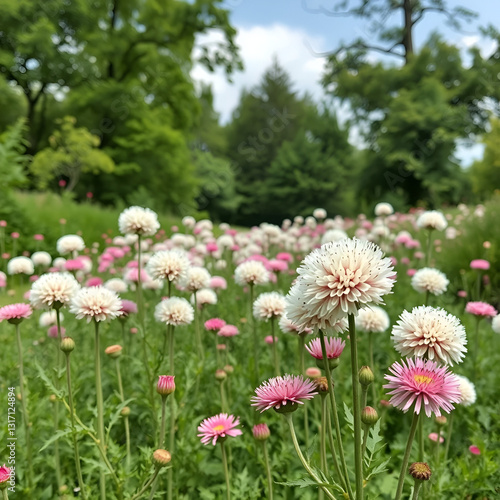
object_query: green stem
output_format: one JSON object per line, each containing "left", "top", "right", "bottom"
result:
{"left": 94, "top": 321, "right": 106, "bottom": 500}
{"left": 473, "top": 317, "right": 481, "bottom": 381}
{"left": 221, "top": 440, "right": 231, "bottom": 500}
{"left": 115, "top": 358, "right": 131, "bottom": 469}
{"left": 250, "top": 284, "right": 259, "bottom": 386}
{"left": 262, "top": 442, "right": 273, "bottom": 500}
{"left": 65, "top": 352, "right": 87, "bottom": 499}
{"left": 319, "top": 330, "right": 353, "bottom": 500}
{"left": 2, "top": 489, "right": 9, "bottom": 500}
{"left": 443, "top": 412, "right": 454, "bottom": 463}
{"left": 130, "top": 468, "right": 159, "bottom": 500}
{"left": 425, "top": 230, "right": 433, "bottom": 267}
{"left": 325, "top": 403, "right": 345, "bottom": 492}
{"left": 361, "top": 386, "right": 367, "bottom": 411}
{"left": 167, "top": 388, "right": 176, "bottom": 500}
{"left": 368, "top": 333, "right": 376, "bottom": 405}
{"left": 411, "top": 481, "right": 423, "bottom": 500}
{"left": 362, "top": 425, "right": 369, "bottom": 459}
{"left": 298, "top": 334, "right": 306, "bottom": 375}
{"left": 150, "top": 396, "right": 168, "bottom": 497}
{"left": 418, "top": 412, "right": 424, "bottom": 461}
{"left": 320, "top": 395, "right": 328, "bottom": 478}
{"left": 15, "top": 323, "right": 33, "bottom": 491}
{"left": 348, "top": 314, "right": 364, "bottom": 500}
{"left": 284, "top": 413, "right": 337, "bottom": 500}
{"left": 435, "top": 428, "right": 441, "bottom": 470}
{"left": 394, "top": 412, "right": 420, "bottom": 500}
{"left": 270, "top": 318, "right": 280, "bottom": 376}
{"left": 53, "top": 308, "right": 62, "bottom": 493}
{"left": 220, "top": 381, "right": 227, "bottom": 412}
{"left": 194, "top": 293, "right": 203, "bottom": 358}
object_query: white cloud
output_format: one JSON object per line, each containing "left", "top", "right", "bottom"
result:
{"left": 191, "top": 24, "right": 329, "bottom": 123}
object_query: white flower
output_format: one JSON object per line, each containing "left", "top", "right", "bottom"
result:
{"left": 321, "top": 229, "right": 348, "bottom": 245}
{"left": 146, "top": 250, "right": 190, "bottom": 283}
{"left": 374, "top": 202, "right": 394, "bottom": 216}
{"left": 492, "top": 315, "right": 500, "bottom": 334}
{"left": 455, "top": 375, "right": 476, "bottom": 406}
{"left": 417, "top": 211, "right": 448, "bottom": 231}
{"left": 313, "top": 208, "right": 327, "bottom": 220}
{"left": 392, "top": 306, "right": 466, "bottom": 365}
{"left": 286, "top": 238, "right": 395, "bottom": 330}
{"left": 7, "top": 256, "right": 34, "bottom": 275}
{"left": 31, "top": 251, "right": 52, "bottom": 267}
{"left": 118, "top": 206, "right": 160, "bottom": 236}
{"left": 154, "top": 297, "right": 194, "bottom": 326}
{"left": 104, "top": 278, "right": 128, "bottom": 294}
{"left": 70, "top": 286, "right": 122, "bottom": 322}
{"left": 39, "top": 310, "right": 64, "bottom": 327}
{"left": 57, "top": 235, "right": 85, "bottom": 255}
{"left": 182, "top": 216, "right": 196, "bottom": 229}
{"left": 234, "top": 260, "right": 269, "bottom": 286}
{"left": 253, "top": 292, "right": 287, "bottom": 320}
{"left": 411, "top": 268, "right": 449, "bottom": 296}
{"left": 53, "top": 257, "right": 67, "bottom": 271}
{"left": 192, "top": 288, "right": 218, "bottom": 307}
{"left": 356, "top": 306, "right": 390, "bottom": 333}
{"left": 30, "top": 272, "right": 80, "bottom": 309}
{"left": 179, "top": 267, "right": 209, "bottom": 292}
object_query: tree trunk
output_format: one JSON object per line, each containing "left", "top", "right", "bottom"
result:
{"left": 402, "top": 0, "right": 414, "bottom": 63}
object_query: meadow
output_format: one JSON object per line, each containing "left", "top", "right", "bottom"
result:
{"left": 0, "top": 195, "right": 499, "bottom": 500}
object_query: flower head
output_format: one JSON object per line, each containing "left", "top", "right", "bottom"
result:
{"left": 146, "top": 250, "right": 190, "bottom": 282}
{"left": 469, "top": 445, "right": 481, "bottom": 455}
{"left": 218, "top": 324, "right": 239, "bottom": 337}
{"left": 7, "top": 256, "right": 34, "bottom": 275}
{"left": 374, "top": 202, "right": 394, "bottom": 216}
{"left": 286, "top": 239, "right": 395, "bottom": 330}
{"left": 305, "top": 337, "right": 345, "bottom": 360}
{"left": 57, "top": 235, "right": 85, "bottom": 255}
{"left": 465, "top": 301, "right": 497, "bottom": 318}
{"left": 251, "top": 374, "right": 318, "bottom": 413}
{"left": 31, "top": 251, "right": 52, "bottom": 267}
{"left": 252, "top": 423, "right": 271, "bottom": 441}
{"left": 411, "top": 268, "right": 449, "bottom": 296}
{"left": 193, "top": 288, "right": 218, "bottom": 307}
{"left": 417, "top": 211, "right": 447, "bottom": 231}
{"left": 428, "top": 433, "right": 444, "bottom": 443}
{"left": 0, "top": 464, "right": 11, "bottom": 487}
{"left": 118, "top": 206, "right": 160, "bottom": 236}
{"left": 205, "top": 318, "right": 226, "bottom": 331}
{"left": 0, "top": 303, "right": 32, "bottom": 324}
{"left": 409, "top": 462, "right": 432, "bottom": 481}
{"left": 278, "top": 313, "right": 313, "bottom": 336}
{"left": 120, "top": 299, "right": 138, "bottom": 317}
{"left": 355, "top": 306, "right": 390, "bottom": 333}
{"left": 391, "top": 306, "right": 467, "bottom": 365}
{"left": 470, "top": 259, "right": 490, "bottom": 270}
{"left": 234, "top": 260, "right": 269, "bottom": 286}
{"left": 197, "top": 413, "right": 242, "bottom": 445}
{"left": 383, "top": 358, "right": 461, "bottom": 417}
{"left": 154, "top": 297, "right": 194, "bottom": 326}
{"left": 157, "top": 375, "right": 175, "bottom": 396}
{"left": 253, "top": 292, "right": 286, "bottom": 320}
{"left": 69, "top": 286, "right": 122, "bottom": 322}
{"left": 30, "top": 272, "right": 80, "bottom": 309}
{"left": 181, "top": 267, "right": 211, "bottom": 292}
{"left": 492, "top": 315, "right": 500, "bottom": 334}
{"left": 455, "top": 375, "right": 476, "bottom": 406}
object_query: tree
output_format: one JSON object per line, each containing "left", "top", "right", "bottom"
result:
{"left": 305, "top": 0, "right": 475, "bottom": 64}
{"left": 30, "top": 116, "right": 115, "bottom": 191}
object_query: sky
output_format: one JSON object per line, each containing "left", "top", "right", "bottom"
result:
{"left": 190, "top": 0, "right": 500, "bottom": 165}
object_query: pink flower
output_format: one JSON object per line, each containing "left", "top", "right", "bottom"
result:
{"left": 65, "top": 259, "right": 85, "bottom": 271}
{"left": 469, "top": 445, "right": 481, "bottom": 455}
{"left": 265, "top": 335, "right": 277, "bottom": 344}
{"left": 0, "top": 221, "right": 6, "bottom": 227}
{"left": 0, "top": 303, "right": 32, "bottom": 324}
{"left": 86, "top": 277, "right": 103, "bottom": 287}
{"left": 33, "top": 234, "right": 44, "bottom": 241}
{"left": 428, "top": 432, "right": 444, "bottom": 443}
{"left": 465, "top": 301, "right": 497, "bottom": 318}
{"left": 206, "top": 242, "right": 218, "bottom": 253}
{"left": 205, "top": 318, "right": 226, "bottom": 331}
{"left": 470, "top": 259, "right": 490, "bottom": 270}
{"left": 11, "top": 232, "right": 19, "bottom": 239}
{"left": 251, "top": 374, "right": 318, "bottom": 413}
{"left": 0, "top": 464, "right": 12, "bottom": 485}
{"left": 218, "top": 325, "right": 239, "bottom": 337}
{"left": 120, "top": 300, "right": 138, "bottom": 316}
{"left": 276, "top": 252, "right": 293, "bottom": 262}
{"left": 266, "top": 259, "right": 288, "bottom": 272}
{"left": 457, "top": 290, "right": 467, "bottom": 298}
{"left": 252, "top": 423, "right": 271, "bottom": 441}
{"left": 157, "top": 375, "right": 175, "bottom": 396}
{"left": 401, "top": 257, "right": 410, "bottom": 265}
{"left": 384, "top": 358, "right": 461, "bottom": 417}
{"left": 210, "top": 276, "right": 227, "bottom": 290}
{"left": 59, "top": 180, "right": 67, "bottom": 187}
{"left": 407, "top": 269, "right": 417, "bottom": 277}
{"left": 86, "top": 192, "right": 93, "bottom": 199}
{"left": 306, "top": 337, "right": 345, "bottom": 360}
{"left": 48, "top": 325, "right": 66, "bottom": 338}
{"left": 197, "top": 413, "right": 242, "bottom": 445}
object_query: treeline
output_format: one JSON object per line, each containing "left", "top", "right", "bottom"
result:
{"left": 1, "top": 0, "right": 500, "bottom": 225}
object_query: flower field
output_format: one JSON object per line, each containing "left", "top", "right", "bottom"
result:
{"left": 1, "top": 201, "right": 500, "bottom": 500}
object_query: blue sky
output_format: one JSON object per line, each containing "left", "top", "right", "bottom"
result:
{"left": 191, "top": 1, "right": 499, "bottom": 163}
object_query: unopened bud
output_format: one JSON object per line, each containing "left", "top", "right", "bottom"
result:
{"left": 152, "top": 449, "right": 172, "bottom": 467}
{"left": 105, "top": 344, "right": 122, "bottom": 358}
{"left": 121, "top": 406, "right": 131, "bottom": 417}
{"left": 409, "top": 462, "right": 432, "bottom": 481}
{"left": 314, "top": 376, "right": 330, "bottom": 394}
{"left": 60, "top": 337, "right": 75, "bottom": 354}
{"left": 305, "top": 367, "right": 322, "bottom": 379}
{"left": 223, "top": 364, "right": 234, "bottom": 375}
{"left": 156, "top": 375, "right": 175, "bottom": 396}
{"left": 435, "top": 416, "right": 447, "bottom": 427}
{"left": 359, "top": 366, "right": 374, "bottom": 386}
{"left": 361, "top": 406, "right": 379, "bottom": 426}
{"left": 215, "top": 369, "right": 227, "bottom": 381}
{"left": 252, "top": 423, "right": 270, "bottom": 441}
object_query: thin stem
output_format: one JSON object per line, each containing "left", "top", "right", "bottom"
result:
{"left": 262, "top": 442, "right": 273, "bottom": 500}
{"left": 368, "top": 333, "right": 376, "bottom": 405}
{"left": 221, "top": 440, "right": 231, "bottom": 500}
{"left": 94, "top": 321, "right": 106, "bottom": 500}
{"left": 418, "top": 413, "right": 424, "bottom": 461}
{"left": 394, "top": 412, "right": 420, "bottom": 500}
{"left": 325, "top": 404, "right": 345, "bottom": 492}
{"left": 411, "top": 481, "right": 423, "bottom": 500}
{"left": 16, "top": 323, "right": 33, "bottom": 491}
{"left": 320, "top": 396, "right": 328, "bottom": 478}
{"left": 362, "top": 425, "right": 369, "bottom": 458}
{"left": 361, "top": 386, "right": 368, "bottom": 411}
{"left": 250, "top": 284, "right": 259, "bottom": 387}
{"left": 270, "top": 318, "right": 280, "bottom": 376}
{"left": 115, "top": 357, "right": 131, "bottom": 469}
{"left": 150, "top": 396, "right": 168, "bottom": 496}
{"left": 425, "top": 230, "right": 433, "bottom": 267}
{"left": 194, "top": 293, "right": 203, "bottom": 358}
{"left": 220, "top": 381, "right": 228, "bottom": 412}
{"left": 169, "top": 326, "right": 175, "bottom": 375}
{"left": 473, "top": 317, "right": 481, "bottom": 381}
{"left": 298, "top": 334, "right": 306, "bottom": 375}
{"left": 443, "top": 412, "right": 454, "bottom": 463}
{"left": 348, "top": 314, "right": 364, "bottom": 500}
{"left": 130, "top": 468, "right": 160, "bottom": 500}
{"left": 319, "top": 330, "right": 353, "bottom": 500}
{"left": 284, "top": 413, "right": 337, "bottom": 500}
{"left": 435, "top": 428, "right": 441, "bottom": 469}
{"left": 167, "top": 386, "right": 176, "bottom": 500}
{"left": 65, "top": 352, "right": 87, "bottom": 499}
{"left": 54, "top": 308, "right": 63, "bottom": 491}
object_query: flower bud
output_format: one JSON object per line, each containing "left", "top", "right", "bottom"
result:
{"left": 435, "top": 416, "right": 447, "bottom": 427}
{"left": 315, "top": 357, "right": 340, "bottom": 370}
{"left": 60, "top": 337, "right": 75, "bottom": 354}
{"left": 223, "top": 364, "right": 234, "bottom": 375}
{"left": 409, "top": 462, "right": 432, "bottom": 481}
{"left": 305, "top": 367, "right": 322, "bottom": 379}
{"left": 215, "top": 369, "right": 227, "bottom": 381}
{"left": 156, "top": 375, "right": 175, "bottom": 396}
{"left": 105, "top": 344, "right": 123, "bottom": 359}
{"left": 252, "top": 423, "right": 271, "bottom": 441}
{"left": 314, "top": 376, "right": 330, "bottom": 394}
{"left": 358, "top": 366, "right": 374, "bottom": 386}
{"left": 361, "top": 406, "right": 379, "bottom": 426}
{"left": 152, "top": 449, "right": 172, "bottom": 467}
{"left": 121, "top": 406, "right": 131, "bottom": 417}
{"left": 0, "top": 464, "right": 11, "bottom": 490}
{"left": 49, "top": 394, "right": 56, "bottom": 403}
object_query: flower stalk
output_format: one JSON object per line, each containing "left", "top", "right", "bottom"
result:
{"left": 394, "top": 412, "right": 420, "bottom": 500}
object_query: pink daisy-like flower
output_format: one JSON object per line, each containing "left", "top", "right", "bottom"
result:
{"left": 470, "top": 259, "right": 490, "bottom": 270}
{"left": 205, "top": 318, "right": 226, "bottom": 331}
{"left": 218, "top": 324, "right": 239, "bottom": 337}
{"left": 465, "top": 301, "right": 497, "bottom": 318}
{"left": 264, "top": 335, "right": 277, "bottom": 344}
{"left": 197, "top": 413, "right": 242, "bottom": 445}
{"left": 86, "top": 277, "right": 103, "bottom": 287}
{"left": 0, "top": 464, "right": 11, "bottom": 485}
{"left": 251, "top": 374, "right": 318, "bottom": 413}
{"left": 428, "top": 433, "right": 444, "bottom": 443}
{"left": 48, "top": 325, "right": 66, "bottom": 338}
{"left": 276, "top": 252, "right": 293, "bottom": 262}
{"left": 120, "top": 299, "right": 138, "bottom": 317}
{"left": 469, "top": 445, "right": 481, "bottom": 455}
{"left": 0, "top": 303, "right": 32, "bottom": 324}
{"left": 384, "top": 358, "right": 461, "bottom": 417}
{"left": 210, "top": 276, "right": 227, "bottom": 290}
{"left": 305, "top": 337, "right": 345, "bottom": 360}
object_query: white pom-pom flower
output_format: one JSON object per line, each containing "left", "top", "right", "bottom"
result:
{"left": 411, "top": 268, "right": 449, "bottom": 296}
{"left": 118, "top": 206, "right": 160, "bottom": 236}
